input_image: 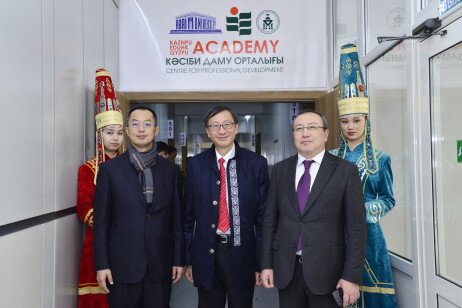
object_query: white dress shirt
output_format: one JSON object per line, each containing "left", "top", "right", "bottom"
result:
{"left": 295, "top": 149, "right": 325, "bottom": 255}
{"left": 295, "top": 149, "right": 325, "bottom": 191}
{"left": 215, "top": 144, "right": 235, "bottom": 235}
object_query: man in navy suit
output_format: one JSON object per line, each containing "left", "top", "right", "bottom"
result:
{"left": 261, "top": 110, "right": 366, "bottom": 307}
{"left": 184, "top": 106, "right": 269, "bottom": 308}
{"left": 93, "top": 106, "right": 184, "bottom": 308}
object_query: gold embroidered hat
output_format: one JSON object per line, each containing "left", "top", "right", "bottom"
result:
{"left": 337, "top": 44, "right": 368, "bottom": 116}
{"left": 94, "top": 68, "right": 124, "bottom": 181}
{"left": 337, "top": 44, "right": 378, "bottom": 173}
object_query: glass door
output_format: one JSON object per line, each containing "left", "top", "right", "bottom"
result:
{"left": 419, "top": 17, "right": 462, "bottom": 308}
{"left": 431, "top": 43, "right": 462, "bottom": 289}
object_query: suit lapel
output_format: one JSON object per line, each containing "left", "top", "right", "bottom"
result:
{"left": 208, "top": 148, "right": 220, "bottom": 175}
{"left": 120, "top": 152, "right": 146, "bottom": 206}
{"left": 284, "top": 156, "right": 300, "bottom": 217}
{"left": 302, "top": 152, "right": 338, "bottom": 216}
{"left": 149, "top": 161, "right": 160, "bottom": 212}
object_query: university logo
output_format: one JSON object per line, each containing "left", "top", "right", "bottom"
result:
{"left": 386, "top": 7, "right": 405, "bottom": 31}
{"left": 257, "top": 10, "right": 280, "bottom": 34}
{"left": 170, "top": 12, "right": 222, "bottom": 34}
{"left": 226, "top": 7, "right": 251, "bottom": 36}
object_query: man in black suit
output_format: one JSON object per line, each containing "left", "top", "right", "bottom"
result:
{"left": 261, "top": 110, "right": 366, "bottom": 307}
{"left": 93, "top": 106, "right": 184, "bottom": 308}
{"left": 184, "top": 106, "right": 269, "bottom": 308}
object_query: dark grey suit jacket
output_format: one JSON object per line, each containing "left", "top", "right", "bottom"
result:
{"left": 261, "top": 151, "right": 366, "bottom": 295}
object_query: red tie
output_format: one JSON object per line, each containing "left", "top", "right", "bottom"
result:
{"left": 218, "top": 158, "right": 230, "bottom": 233}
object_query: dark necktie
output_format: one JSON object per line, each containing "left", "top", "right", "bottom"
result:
{"left": 296, "top": 160, "right": 314, "bottom": 251}
{"left": 217, "top": 158, "right": 230, "bottom": 233}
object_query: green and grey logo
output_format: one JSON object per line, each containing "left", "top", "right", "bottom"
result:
{"left": 226, "top": 7, "right": 251, "bottom": 36}
{"left": 257, "top": 10, "right": 280, "bottom": 34}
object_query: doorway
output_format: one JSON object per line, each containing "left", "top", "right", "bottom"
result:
{"left": 418, "top": 16, "right": 462, "bottom": 307}
{"left": 122, "top": 98, "right": 318, "bottom": 174}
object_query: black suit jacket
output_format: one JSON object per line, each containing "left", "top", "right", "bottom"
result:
{"left": 93, "top": 152, "right": 184, "bottom": 283}
{"left": 184, "top": 143, "right": 269, "bottom": 290}
{"left": 261, "top": 151, "right": 366, "bottom": 295}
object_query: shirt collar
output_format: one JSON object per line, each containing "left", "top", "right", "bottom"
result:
{"left": 297, "top": 149, "right": 325, "bottom": 167}
{"left": 216, "top": 144, "right": 236, "bottom": 164}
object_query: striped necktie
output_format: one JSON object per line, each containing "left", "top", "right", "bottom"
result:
{"left": 217, "top": 158, "right": 230, "bottom": 232}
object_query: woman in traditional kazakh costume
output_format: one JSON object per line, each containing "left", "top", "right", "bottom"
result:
{"left": 77, "top": 69, "right": 124, "bottom": 308}
{"left": 331, "top": 44, "right": 397, "bottom": 308}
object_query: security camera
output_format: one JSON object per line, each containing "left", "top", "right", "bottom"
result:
{"left": 412, "top": 17, "right": 441, "bottom": 35}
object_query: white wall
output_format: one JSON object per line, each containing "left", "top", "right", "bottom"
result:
{"left": 0, "top": 0, "right": 47, "bottom": 226}
{"left": 0, "top": 0, "right": 119, "bottom": 307}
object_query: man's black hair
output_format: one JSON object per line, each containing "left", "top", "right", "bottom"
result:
{"left": 127, "top": 106, "right": 158, "bottom": 124}
{"left": 203, "top": 106, "right": 238, "bottom": 128}
{"left": 168, "top": 145, "right": 178, "bottom": 155}
{"left": 156, "top": 141, "right": 169, "bottom": 154}
{"left": 295, "top": 109, "right": 329, "bottom": 129}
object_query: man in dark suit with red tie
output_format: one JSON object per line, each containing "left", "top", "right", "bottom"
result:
{"left": 260, "top": 110, "right": 366, "bottom": 307}
{"left": 93, "top": 107, "right": 184, "bottom": 308}
{"left": 184, "top": 106, "right": 269, "bottom": 308}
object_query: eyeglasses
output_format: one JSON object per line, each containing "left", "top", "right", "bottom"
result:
{"left": 207, "top": 122, "right": 235, "bottom": 132}
{"left": 129, "top": 122, "right": 156, "bottom": 130}
{"left": 293, "top": 125, "right": 325, "bottom": 133}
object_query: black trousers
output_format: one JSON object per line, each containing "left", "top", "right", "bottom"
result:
{"left": 197, "top": 238, "right": 254, "bottom": 308}
{"left": 278, "top": 257, "right": 337, "bottom": 308}
{"left": 108, "top": 272, "right": 172, "bottom": 308}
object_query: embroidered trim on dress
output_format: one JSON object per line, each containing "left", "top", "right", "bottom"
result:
{"left": 78, "top": 283, "right": 105, "bottom": 295}
{"left": 84, "top": 208, "right": 94, "bottom": 227}
{"left": 359, "top": 285, "right": 395, "bottom": 295}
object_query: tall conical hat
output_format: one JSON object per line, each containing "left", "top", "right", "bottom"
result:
{"left": 337, "top": 44, "right": 369, "bottom": 116}
{"left": 337, "top": 44, "right": 378, "bottom": 173}
{"left": 94, "top": 68, "right": 124, "bottom": 182}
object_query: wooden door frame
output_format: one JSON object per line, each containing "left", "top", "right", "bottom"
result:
{"left": 118, "top": 90, "right": 326, "bottom": 116}
{"left": 117, "top": 89, "right": 344, "bottom": 150}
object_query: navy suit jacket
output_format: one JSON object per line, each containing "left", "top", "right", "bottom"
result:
{"left": 184, "top": 143, "right": 269, "bottom": 290}
{"left": 261, "top": 152, "right": 366, "bottom": 295}
{"left": 93, "top": 151, "right": 184, "bottom": 283}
